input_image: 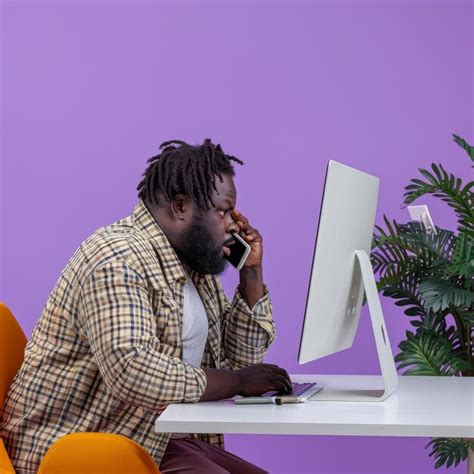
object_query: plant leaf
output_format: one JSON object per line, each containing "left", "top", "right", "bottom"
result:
{"left": 426, "top": 437, "right": 471, "bottom": 469}
{"left": 419, "top": 278, "right": 474, "bottom": 312}
{"left": 446, "top": 231, "right": 474, "bottom": 281}
{"left": 452, "top": 133, "right": 474, "bottom": 162}
{"left": 395, "top": 330, "right": 471, "bottom": 376}
{"left": 403, "top": 162, "right": 473, "bottom": 232}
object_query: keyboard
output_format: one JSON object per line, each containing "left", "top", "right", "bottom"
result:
{"left": 261, "top": 382, "right": 318, "bottom": 398}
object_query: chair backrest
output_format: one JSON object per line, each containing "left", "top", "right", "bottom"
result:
{"left": 0, "top": 302, "right": 27, "bottom": 409}
{"left": 38, "top": 433, "right": 161, "bottom": 474}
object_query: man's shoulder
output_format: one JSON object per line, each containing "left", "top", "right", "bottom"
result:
{"left": 86, "top": 215, "right": 138, "bottom": 251}
{"left": 70, "top": 214, "right": 160, "bottom": 281}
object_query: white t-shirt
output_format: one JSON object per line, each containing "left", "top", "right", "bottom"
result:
{"left": 170, "top": 272, "right": 209, "bottom": 440}
{"left": 181, "top": 275, "right": 209, "bottom": 368}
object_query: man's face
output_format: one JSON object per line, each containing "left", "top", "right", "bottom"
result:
{"left": 174, "top": 173, "right": 239, "bottom": 275}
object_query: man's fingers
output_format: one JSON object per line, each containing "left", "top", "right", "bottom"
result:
{"left": 266, "top": 366, "right": 291, "bottom": 386}
{"left": 244, "top": 230, "right": 261, "bottom": 241}
{"left": 270, "top": 374, "right": 293, "bottom": 393}
{"left": 265, "top": 364, "right": 289, "bottom": 376}
{"left": 232, "top": 210, "right": 248, "bottom": 224}
{"left": 232, "top": 210, "right": 251, "bottom": 232}
{"left": 258, "top": 364, "right": 291, "bottom": 385}
{"left": 231, "top": 210, "right": 262, "bottom": 242}
{"left": 237, "top": 221, "right": 252, "bottom": 232}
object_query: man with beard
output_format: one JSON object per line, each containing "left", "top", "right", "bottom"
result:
{"left": 0, "top": 138, "right": 291, "bottom": 473}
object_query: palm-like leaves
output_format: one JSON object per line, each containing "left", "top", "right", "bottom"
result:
{"left": 372, "top": 218, "right": 456, "bottom": 274}
{"left": 457, "top": 308, "right": 474, "bottom": 325}
{"left": 380, "top": 267, "right": 426, "bottom": 319}
{"left": 371, "top": 134, "right": 474, "bottom": 470}
{"left": 426, "top": 438, "right": 474, "bottom": 469}
{"left": 446, "top": 231, "right": 474, "bottom": 282}
{"left": 453, "top": 133, "right": 474, "bottom": 164}
{"left": 395, "top": 330, "right": 471, "bottom": 376}
{"left": 372, "top": 221, "right": 460, "bottom": 318}
{"left": 403, "top": 164, "right": 473, "bottom": 232}
{"left": 419, "top": 278, "right": 474, "bottom": 312}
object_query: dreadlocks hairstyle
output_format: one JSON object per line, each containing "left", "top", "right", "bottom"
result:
{"left": 137, "top": 138, "right": 244, "bottom": 210}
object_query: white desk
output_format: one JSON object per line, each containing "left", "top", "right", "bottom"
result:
{"left": 155, "top": 375, "right": 474, "bottom": 438}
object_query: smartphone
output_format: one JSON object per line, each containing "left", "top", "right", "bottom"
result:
{"left": 224, "top": 232, "right": 251, "bottom": 270}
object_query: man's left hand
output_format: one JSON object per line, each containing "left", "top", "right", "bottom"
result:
{"left": 231, "top": 210, "right": 263, "bottom": 269}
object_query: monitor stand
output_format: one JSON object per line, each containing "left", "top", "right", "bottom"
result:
{"left": 310, "top": 250, "right": 399, "bottom": 402}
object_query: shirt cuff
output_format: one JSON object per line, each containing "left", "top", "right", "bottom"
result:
{"left": 232, "top": 284, "right": 274, "bottom": 333}
{"left": 182, "top": 363, "right": 207, "bottom": 403}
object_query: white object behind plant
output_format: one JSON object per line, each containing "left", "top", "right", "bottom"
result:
{"left": 408, "top": 205, "right": 437, "bottom": 235}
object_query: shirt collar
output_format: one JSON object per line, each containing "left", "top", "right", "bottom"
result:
{"left": 132, "top": 200, "right": 188, "bottom": 284}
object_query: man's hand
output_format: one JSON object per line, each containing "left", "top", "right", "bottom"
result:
{"left": 200, "top": 364, "right": 292, "bottom": 401}
{"left": 231, "top": 209, "right": 265, "bottom": 308}
{"left": 231, "top": 210, "right": 263, "bottom": 269}
{"left": 235, "top": 364, "right": 292, "bottom": 397}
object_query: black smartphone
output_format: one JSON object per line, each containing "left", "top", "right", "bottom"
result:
{"left": 224, "top": 232, "right": 251, "bottom": 270}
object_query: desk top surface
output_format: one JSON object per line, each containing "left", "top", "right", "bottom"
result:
{"left": 155, "top": 374, "right": 474, "bottom": 438}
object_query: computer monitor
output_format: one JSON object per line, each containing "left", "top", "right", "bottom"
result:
{"left": 298, "top": 160, "right": 398, "bottom": 401}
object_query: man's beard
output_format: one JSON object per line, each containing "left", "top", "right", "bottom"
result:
{"left": 174, "top": 218, "right": 228, "bottom": 275}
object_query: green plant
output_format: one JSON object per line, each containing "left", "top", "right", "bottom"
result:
{"left": 371, "top": 134, "right": 474, "bottom": 470}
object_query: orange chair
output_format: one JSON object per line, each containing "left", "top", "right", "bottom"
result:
{"left": 0, "top": 302, "right": 160, "bottom": 474}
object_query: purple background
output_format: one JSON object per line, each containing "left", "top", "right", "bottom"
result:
{"left": 1, "top": 1, "right": 472, "bottom": 472}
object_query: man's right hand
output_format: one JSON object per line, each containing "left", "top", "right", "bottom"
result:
{"left": 200, "top": 364, "right": 292, "bottom": 402}
{"left": 235, "top": 364, "right": 292, "bottom": 396}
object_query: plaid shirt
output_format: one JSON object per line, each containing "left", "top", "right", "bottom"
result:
{"left": 0, "top": 200, "right": 275, "bottom": 474}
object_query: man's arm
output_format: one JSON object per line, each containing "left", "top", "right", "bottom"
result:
{"left": 79, "top": 260, "right": 206, "bottom": 410}
{"left": 233, "top": 209, "right": 265, "bottom": 310}
{"left": 238, "top": 266, "right": 264, "bottom": 310}
{"left": 217, "top": 210, "right": 276, "bottom": 369}
{"left": 199, "top": 365, "right": 292, "bottom": 401}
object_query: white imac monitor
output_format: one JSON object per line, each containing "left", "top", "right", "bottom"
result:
{"left": 298, "top": 160, "right": 398, "bottom": 401}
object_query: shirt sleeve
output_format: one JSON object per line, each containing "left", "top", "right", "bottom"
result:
{"left": 79, "top": 259, "right": 207, "bottom": 411}
{"left": 220, "top": 283, "right": 276, "bottom": 369}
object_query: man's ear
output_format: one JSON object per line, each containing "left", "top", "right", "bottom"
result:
{"left": 171, "top": 194, "right": 192, "bottom": 221}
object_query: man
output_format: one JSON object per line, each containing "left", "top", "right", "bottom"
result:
{"left": 1, "top": 138, "right": 291, "bottom": 473}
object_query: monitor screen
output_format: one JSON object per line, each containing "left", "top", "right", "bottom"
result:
{"left": 298, "top": 160, "right": 379, "bottom": 364}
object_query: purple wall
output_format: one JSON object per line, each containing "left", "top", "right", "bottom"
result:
{"left": 1, "top": 1, "right": 472, "bottom": 472}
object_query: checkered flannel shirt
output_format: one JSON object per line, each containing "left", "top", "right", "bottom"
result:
{"left": 0, "top": 200, "right": 276, "bottom": 474}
